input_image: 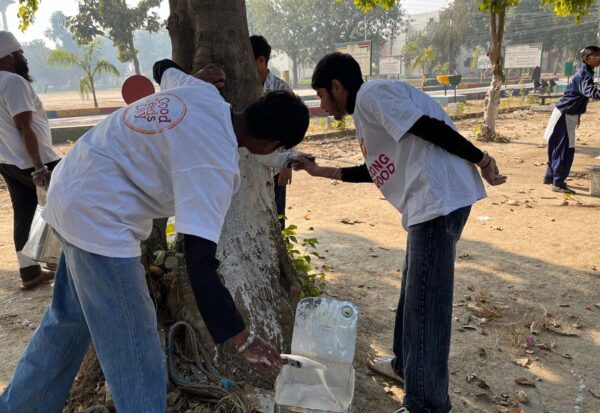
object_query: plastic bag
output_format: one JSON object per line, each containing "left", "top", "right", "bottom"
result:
{"left": 21, "top": 188, "right": 62, "bottom": 265}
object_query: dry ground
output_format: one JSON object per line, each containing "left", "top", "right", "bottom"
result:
{"left": 1, "top": 103, "right": 600, "bottom": 413}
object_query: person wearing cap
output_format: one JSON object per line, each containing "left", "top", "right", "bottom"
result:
{"left": 0, "top": 31, "right": 60, "bottom": 289}
{"left": 543, "top": 45, "right": 600, "bottom": 194}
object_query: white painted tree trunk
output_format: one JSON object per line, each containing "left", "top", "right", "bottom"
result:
{"left": 482, "top": 11, "right": 505, "bottom": 141}
{"left": 166, "top": 0, "right": 300, "bottom": 386}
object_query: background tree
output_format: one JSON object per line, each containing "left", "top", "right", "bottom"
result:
{"left": 67, "top": 0, "right": 162, "bottom": 75}
{"left": 478, "top": 0, "right": 594, "bottom": 141}
{"left": 134, "top": 29, "right": 172, "bottom": 76}
{"left": 45, "top": 11, "right": 79, "bottom": 53}
{"left": 249, "top": 0, "right": 405, "bottom": 86}
{"left": 247, "top": 0, "right": 315, "bottom": 87}
{"left": 403, "top": 42, "right": 437, "bottom": 89}
{"left": 430, "top": 0, "right": 473, "bottom": 73}
{"left": 47, "top": 38, "right": 120, "bottom": 108}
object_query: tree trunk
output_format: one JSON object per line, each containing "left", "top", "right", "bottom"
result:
{"left": 90, "top": 77, "right": 98, "bottom": 108}
{"left": 291, "top": 53, "right": 299, "bottom": 88}
{"left": 482, "top": 11, "right": 505, "bottom": 141}
{"left": 166, "top": 0, "right": 299, "bottom": 386}
{"left": 132, "top": 50, "right": 141, "bottom": 75}
{"left": 129, "top": 34, "right": 141, "bottom": 75}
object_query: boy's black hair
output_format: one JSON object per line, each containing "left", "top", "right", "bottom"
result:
{"left": 311, "top": 52, "right": 364, "bottom": 94}
{"left": 581, "top": 46, "right": 600, "bottom": 61}
{"left": 244, "top": 90, "right": 309, "bottom": 149}
{"left": 250, "top": 35, "right": 271, "bottom": 63}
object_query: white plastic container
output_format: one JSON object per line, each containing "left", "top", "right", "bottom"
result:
{"left": 274, "top": 297, "right": 359, "bottom": 413}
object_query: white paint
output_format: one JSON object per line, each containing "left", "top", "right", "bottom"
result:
{"left": 217, "top": 149, "right": 288, "bottom": 346}
{"left": 571, "top": 369, "right": 586, "bottom": 413}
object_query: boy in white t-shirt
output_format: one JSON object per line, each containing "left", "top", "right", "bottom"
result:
{"left": 0, "top": 60, "right": 309, "bottom": 413}
{"left": 295, "top": 53, "right": 506, "bottom": 413}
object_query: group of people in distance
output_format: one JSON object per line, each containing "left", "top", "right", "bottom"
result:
{"left": 1, "top": 27, "right": 598, "bottom": 412}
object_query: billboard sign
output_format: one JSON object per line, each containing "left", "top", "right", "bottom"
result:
{"left": 379, "top": 56, "right": 401, "bottom": 75}
{"left": 504, "top": 43, "right": 543, "bottom": 69}
{"left": 336, "top": 40, "right": 372, "bottom": 76}
{"left": 477, "top": 54, "right": 492, "bottom": 70}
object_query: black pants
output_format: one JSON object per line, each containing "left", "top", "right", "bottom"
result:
{"left": 274, "top": 173, "right": 286, "bottom": 231}
{"left": 0, "top": 160, "right": 59, "bottom": 281}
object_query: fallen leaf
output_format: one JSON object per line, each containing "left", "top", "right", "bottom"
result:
{"left": 545, "top": 324, "right": 579, "bottom": 337}
{"left": 516, "top": 390, "right": 528, "bottom": 404}
{"left": 514, "top": 358, "right": 530, "bottom": 368}
{"left": 506, "top": 199, "right": 520, "bottom": 206}
{"left": 589, "top": 389, "right": 600, "bottom": 399}
{"left": 529, "top": 321, "right": 540, "bottom": 335}
{"left": 466, "top": 374, "right": 490, "bottom": 390}
{"left": 514, "top": 377, "right": 536, "bottom": 387}
{"left": 467, "top": 303, "right": 499, "bottom": 318}
{"left": 561, "top": 353, "right": 572, "bottom": 360}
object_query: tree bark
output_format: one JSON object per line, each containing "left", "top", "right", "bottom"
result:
{"left": 482, "top": 11, "right": 505, "bottom": 141}
{"left": 90, "top": 76, "right": 98, "bottom": 108}
{"left": 291, "top": 53, "right": 299, "bottom": 88}
{"left": 126, "top": 31, "right": 141, "bottom": 75}
{"left": 166, "top": 0, "right": 299, "bottom": 386}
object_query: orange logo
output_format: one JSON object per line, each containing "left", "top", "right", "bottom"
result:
{"left": 123, "top": 93, "right": 187, "bottom": 134}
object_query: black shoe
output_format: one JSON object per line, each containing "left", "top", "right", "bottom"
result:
{"left": 543, "top": 177, "right": 552, "bottom": 185}
{"left": 552, "top": 183, "right": 575, "bottom": 194}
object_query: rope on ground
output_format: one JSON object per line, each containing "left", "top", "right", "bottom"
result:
{"left": 167, "top": 321, "right": 250, "bottom": 413}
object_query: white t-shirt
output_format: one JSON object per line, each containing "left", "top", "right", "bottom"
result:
{"left": 43, "top": 68, "right": 240, "bottom": 258}
{"left": 0, "top": 71, "right": 60, "bottom": 168}
{"left": 353, "top": 80, "right": 486, "bottom": 229}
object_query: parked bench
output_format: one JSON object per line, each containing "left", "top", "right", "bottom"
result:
{"left": 531, "top": 94, "right": 563, "bottom": 105}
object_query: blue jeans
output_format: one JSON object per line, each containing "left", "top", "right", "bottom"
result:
{"left": 392, "top": 206, "right": 471, "bottom": 413}
{"left": 0, "top": 237, "right": 166, "bottom": 413}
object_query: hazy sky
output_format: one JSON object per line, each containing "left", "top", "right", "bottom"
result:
{"left": 6, "top": 0, "right": 449, "bottom": 45}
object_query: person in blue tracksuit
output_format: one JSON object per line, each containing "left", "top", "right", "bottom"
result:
{"left": 543, "top": 46, "right": 600, "bottom": 194}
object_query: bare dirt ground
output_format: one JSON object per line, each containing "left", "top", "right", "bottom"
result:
{"left": 1, "top": 104, "right": 600, "bottom": 413}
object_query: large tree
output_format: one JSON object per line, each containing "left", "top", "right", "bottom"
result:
{"left": 431, "top": 0, "right": 475, "bottom": 72}
{"left": 67, "top": 0, "right": 162, "bottom": 75}
{"left": 477, "top": 0, "right": 594, "bottom": 141}
{"left": 249, "top": 0, "right": 405, "bottom": 86}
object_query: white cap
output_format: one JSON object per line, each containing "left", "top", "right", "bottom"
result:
{"left": 0, "top": 31, "right": 22, "bottom": 59}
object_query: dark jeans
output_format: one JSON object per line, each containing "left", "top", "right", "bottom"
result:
{"left": 0, "top": 160, "right": 59, "bottom": 280}
{"left": 392, "top": 206, "right": 471, "bottom": 413}
{"left": 274, "top": 173, "right": 286, "bottom": 230}
{"left": 544, "top": 114, "right": 575, "bottom": 186}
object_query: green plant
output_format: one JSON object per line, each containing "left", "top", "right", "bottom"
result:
{"left": 455, "top": 102, "right": 466, "bottom": 116}
{"left": 281, "top": 223, "right": 325, "bottom": 297}
{"left": 46, "top": 38, "right": 119, "bottom": 108}
{"left": 332, "top": 117, "right": 347, "bottom": 130}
